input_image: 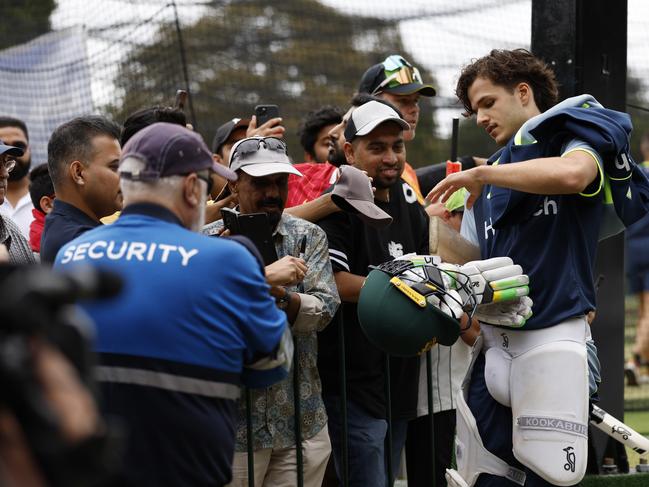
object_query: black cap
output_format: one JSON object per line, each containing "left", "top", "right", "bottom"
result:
{"left": 358, "top": 54, "right": 436, "bottom": 97}
{"left": 211, "top": 118, "right": 250, "bottom": 154}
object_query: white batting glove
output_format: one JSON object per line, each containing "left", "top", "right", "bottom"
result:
{"left": 425, "top": 289, "right": 464, "bottom": 320}
{"left": 474, "top": 296, "right": 533, "bottom": 328}
{"left": 439, "top": 257, "right": 529, "bottom": 307}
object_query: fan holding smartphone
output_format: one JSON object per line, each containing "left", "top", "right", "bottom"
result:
{"left": 202, "top": 135, "right": 340, "bottom": 487}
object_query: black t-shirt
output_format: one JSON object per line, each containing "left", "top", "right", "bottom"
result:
{"left": 318, "top": 180, "right": 429, "bottom": 419}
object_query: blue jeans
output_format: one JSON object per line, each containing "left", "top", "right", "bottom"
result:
{"left": 324, "top": 395, "right": 388, "bottom": 487}
{"left": 387, "top": 418, "right": 408, "bottom": 483}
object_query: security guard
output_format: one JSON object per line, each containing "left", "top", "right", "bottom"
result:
{"left": 55, "top": 122, "right": 292, "bottom": 487}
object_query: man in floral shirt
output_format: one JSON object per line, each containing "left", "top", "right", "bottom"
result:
{"left": 203, "top": 136, "right": 339, "bottom": 487}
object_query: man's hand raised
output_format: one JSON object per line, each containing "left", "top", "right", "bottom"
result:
{"left": 247, "top": 115, "right": 285, "bottom": 139}
{"left": 426, "top": 166, "right": 484, "bottom": 209}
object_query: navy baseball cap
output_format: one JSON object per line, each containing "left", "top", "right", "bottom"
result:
{"left": 211, "top": 117, "right": 250, "bottom": 154}
{"left": 359, "top": 55, "right": 436, "bottom": 97}
{"left": 119, "top": 122, "right": 237, "bottom": 182}
{"left": 0, "top": 139, "right": 24, "bottom": 157}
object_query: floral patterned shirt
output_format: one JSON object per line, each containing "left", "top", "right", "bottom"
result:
{"left": 203, "top": 213, "right": 339, "bottom": 450}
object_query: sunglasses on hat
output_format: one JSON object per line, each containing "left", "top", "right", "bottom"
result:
{"left": 230, "top": 137, "right": 288, "bottom": 165}
{"left": 372, "top": 55, "right": 424, "bottom": 95}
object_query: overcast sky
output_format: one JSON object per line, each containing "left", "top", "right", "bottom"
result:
{"left": 50, "top": 0, "right": 649, "bottom": 136}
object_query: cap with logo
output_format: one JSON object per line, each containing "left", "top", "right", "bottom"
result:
{"left": 211, "top": 117, "right": 250, "bottom": 154}
{"left": 331, "top": 165, "right": 392, "bottom": 228}
{"left": 119, "top": 122, "right": 237, "bottom": 182}
{"left": 358, "top": 54, "right": 436, "bottom": 97}
{"left": 358, "top": 257, "right": 461, "bottom": 357}
{"left": 344, "top": 100, "right": 410, "bottom": 142}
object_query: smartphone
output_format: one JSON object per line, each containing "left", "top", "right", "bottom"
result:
{"left": 221, "top": 209, "right": 278, "bottom": 265}
{"left": 221, "top": 207, "right": 240, "bottom": 234}
{"left": 237, "top": 213, "right": 278, "bottom": 265}
{"left": 254, "top": 104, "right": 280, "bottom": 126}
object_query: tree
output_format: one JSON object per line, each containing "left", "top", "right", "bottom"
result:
{"left": 0, "top": 0, "right": 56, "bottom": 50}
{"left": 109, "top": 0, "right": 444, "bottom": 165}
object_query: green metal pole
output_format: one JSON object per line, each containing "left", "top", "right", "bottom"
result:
{"left": 293, "top": 338, "right": 304, "bottom": 487}
{"left": 245, "top": 389, "right": 255, "bottom": 487}
{"left": 385, "top": 354, "right": 393, "bottom": 486}
{"left": 337, "top": 310, "right": 349, "bottom": 487}
{"left": 426, "top": 350, "right": 436, "bottom": 487}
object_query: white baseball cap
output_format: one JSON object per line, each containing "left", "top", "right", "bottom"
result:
{"left": 344, "top": 100, "right": 410, "bottom": 141}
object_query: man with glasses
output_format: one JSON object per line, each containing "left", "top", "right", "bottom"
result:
{"left": 204, "top": 136, "right": 339, "bottom": 487}
{"left": 55, "top": 123, "right": 292, "bottom": 487}
{"left": 0, "top": 117, "right": 34, "bottom": 239}
{"left": 358, "top": 54, "right": 437, "bottom": 204}
{"left": 0, "top": 139, "right": 35, "bottom": 263}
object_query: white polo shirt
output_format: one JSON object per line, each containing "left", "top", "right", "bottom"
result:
{"left": 0, "top": 192, "right": 34, "bottom": 239}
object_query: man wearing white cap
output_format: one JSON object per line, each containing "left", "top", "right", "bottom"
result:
{"left": 205, "top": 136, "right": 340, "bottom": 487}
{"left": 318, "top": 100, "right": 429, "bottom": 486}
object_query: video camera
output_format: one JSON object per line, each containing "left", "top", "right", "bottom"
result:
{"left": 0, "top": 264, "right": 123, "bottom": 486}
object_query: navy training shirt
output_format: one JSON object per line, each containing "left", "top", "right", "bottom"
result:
{"left": 475, "top": 139, "right": 604, "bottom": 329}
{"left": 55, "top": 203, "right": 287, "bottom": 486}
{"left": 41, "top": 199, "right": 101, "bottom": 264}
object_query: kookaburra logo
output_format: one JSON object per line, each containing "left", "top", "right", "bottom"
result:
{"left": 612, "top": 424, "right": 631, "bottom": 441}
{"left": 563, "top": 446, "right": 576, "bottom": 472}
{"left": 501, "top": 333, "right": 509, "bottom": 349}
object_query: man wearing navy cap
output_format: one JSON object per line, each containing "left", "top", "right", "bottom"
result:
{"left": 55, "top": 123, "right": 293, "bottom": 487}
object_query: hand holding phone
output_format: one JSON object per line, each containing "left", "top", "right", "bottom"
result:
{"left": 249, "top": 104, "right": 285, "bottom": 139}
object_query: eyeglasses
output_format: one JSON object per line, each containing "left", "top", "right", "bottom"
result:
{"left": 196, "top": 169, "right": 214, "bottom": 196}
{"left": 1, "top": 156, "right": 16, "bottom": 174}
{"left": 372, "top": 55, "right": 423, "bottom": 95}
{"left": 230, "top": 137, "right": 288, "bottom": 164}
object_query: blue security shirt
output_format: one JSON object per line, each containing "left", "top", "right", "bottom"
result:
{"left": 55, "top": 203, "right": 287, "bottom": 486}
{"left": 41, "top": 199, "right": 101, "bottom": 264}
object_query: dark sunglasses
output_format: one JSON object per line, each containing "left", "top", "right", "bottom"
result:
{"left": 230, "top": 137, "right": 287, "bottom": 164}
{"left": 195, "top": 169, "right": 214, "bottom": 196}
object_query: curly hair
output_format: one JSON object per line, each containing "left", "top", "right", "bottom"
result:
{"left": 297, "top": 106, "right": 342, "bottom": 159}
{"left": 455, "top": 49, "right": 559, "bottom": 116}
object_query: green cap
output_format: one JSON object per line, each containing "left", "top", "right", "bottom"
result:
{"left": 357, "top": 269, "right": 461, "bottom": 357}
{"left": 445, "top": 188, "right": 467, "bottom": 212}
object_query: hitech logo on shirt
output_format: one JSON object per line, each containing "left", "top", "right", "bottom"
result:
{"left": 60, "top": 240, "right": 199, "bottom": 266}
